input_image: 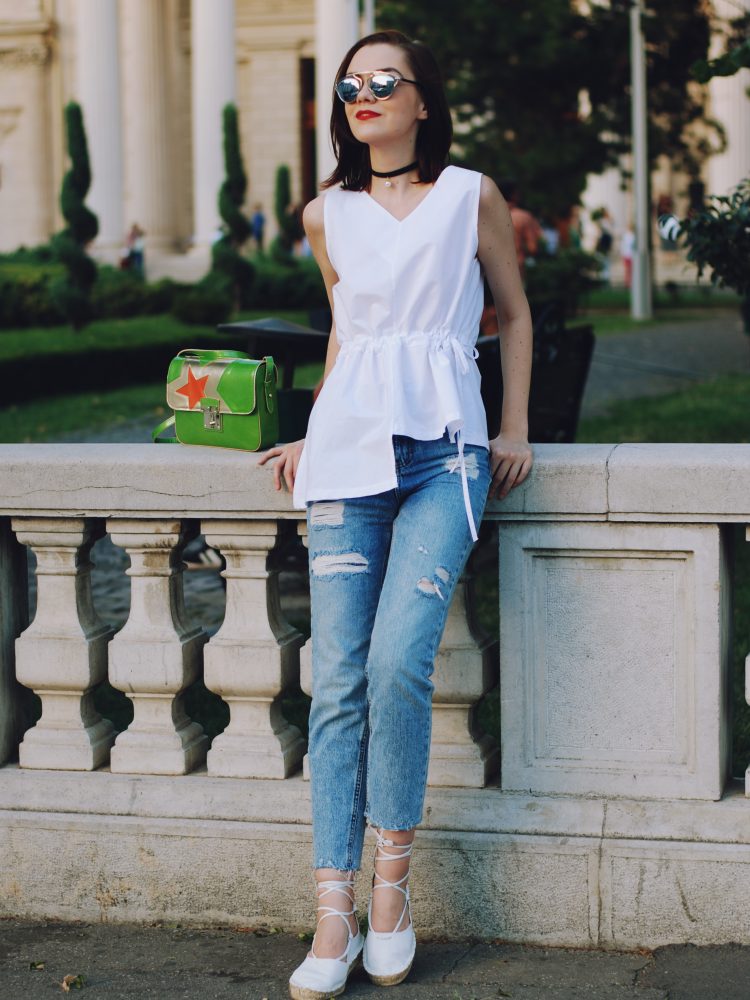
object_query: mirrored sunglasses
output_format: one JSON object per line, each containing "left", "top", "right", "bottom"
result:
{"left": 335, "top": 71, "right": 419, "bottom": 103}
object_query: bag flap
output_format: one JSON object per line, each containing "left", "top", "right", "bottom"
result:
{"left": 167, "top": 351, "right": 266, "bottom": 415}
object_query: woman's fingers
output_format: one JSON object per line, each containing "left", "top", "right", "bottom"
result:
{"left": 489, "top": 449, "right": 533, "bottom": 499}
{"left": 256, "top": 446, "right": 282, "bottom": 466}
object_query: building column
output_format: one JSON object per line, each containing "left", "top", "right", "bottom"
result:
{"left": 706, "top": 0, "right": 750, "bottom": 198}
{"left": 191, "top": 0, "right": 236, "bottom": 249}
{"left": 314, "top": 0, "right": 359, "bottom": 186}
{"left": 120, "top": 0, "right": 175, "bottom": 252}
{"left": 74, "top": 0, "right": 123, "bottom": 253}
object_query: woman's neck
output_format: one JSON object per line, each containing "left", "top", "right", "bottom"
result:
{"left": 368, "top": 142, "right": 418, "bottom": 175}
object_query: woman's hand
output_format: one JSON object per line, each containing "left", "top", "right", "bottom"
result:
{"left": 487, "top": 433, "right": 533, "bottom": 500}
{"left": 257, "top": 439, "right": 306, "bottom": 493}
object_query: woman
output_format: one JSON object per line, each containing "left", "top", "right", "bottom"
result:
{"left": 258, "top": 29, "right": 533, "bottom": 1000}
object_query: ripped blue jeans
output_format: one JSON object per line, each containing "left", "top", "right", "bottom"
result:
{"left": 305, "top": 430, "right": 492, "bottom": 872}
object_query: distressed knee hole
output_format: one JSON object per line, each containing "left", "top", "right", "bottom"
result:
{"left": 417, "top": 566, "right": 450, "bottom": 600}
{"left": 310, "top": 500, "right": 345, "bottom": 526}
{"left": 311, "top": 552, "right": 369, "bottom": 576}
{"left": 443, "top": 451, "right": 481, "bottom": 479}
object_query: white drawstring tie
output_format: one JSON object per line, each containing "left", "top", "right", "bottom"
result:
{"left": 446, "top": 426, "right": 479, "bottom": 543}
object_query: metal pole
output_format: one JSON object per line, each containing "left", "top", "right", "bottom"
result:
{"left": 630, "top": 0, "right": 653, "bottom": 319}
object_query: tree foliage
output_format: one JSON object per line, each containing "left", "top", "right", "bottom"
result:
{"left": 50, "top": 102, "right": 99, "bottom": 330}
{"left": 377, "top": 0, "right": 720, "bottom": 216}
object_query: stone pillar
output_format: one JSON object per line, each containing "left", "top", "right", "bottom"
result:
{"left": 314, "top": 0, "right": 359, "bottom": 185}
{"left": 297, "top": 520, "right": 313, "bottom": 780}
{"left": 0, "top": 519, "right": 29, "bottom": 765}
{"left": 708, "top": 0, "right": 750, "bottom": 197}
{"left": 74, "top": 0, "right": 123, "bottom": 252}
{"left": 107, "top": 520, "right": 208, "bottom": 775}
{"left": 202, "top": 520, "right": 305, "bottom": 778}
{"left": 120, "top": 0, "right": 176, "bottom": 251}
{"left": 427, "top": 561, "right": 499, "bottom": 787}
{"left": 11, "top": 518, "right": 116, "bottom": 771}
{"left": 191, "top": 0, "right": 236, "bottom": 249}
{"left": 0, "top": 42, "right": 53, "bottom": 252}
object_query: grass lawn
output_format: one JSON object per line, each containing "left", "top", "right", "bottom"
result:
{"left": 577, "top": 371, "right": 750, "bottom": 444}
{"left": 578, "top": 306, "right": 741, "bottom": 338}
{"left": 0, "top": 310, "right": 309, "bottom": 363}
{"left": 0, "top": 310, "right": 323, "bottom": 443}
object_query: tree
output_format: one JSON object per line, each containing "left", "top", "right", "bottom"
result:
{"left": 50, "top": 102, "right": 99, "bottom": 330}
{"left": 211, "top": 103, "right": 254, "bottom": 309}
{"left": 377, "top": 0, "right": 721, "bottom": 217}
{"left": 270, "top": 164, "right": 304, "bottom": 261}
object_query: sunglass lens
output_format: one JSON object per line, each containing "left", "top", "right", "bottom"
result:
{"left": 335, "top": 77, "right": 360, "bottom": 103}
{"left": 370, "top": 73, "right": 397, "bottom": 98}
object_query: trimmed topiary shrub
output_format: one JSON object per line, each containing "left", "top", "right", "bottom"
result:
{"left": 211, "top": 103, "right": 254, "bottom": 309}
{"left": 49, "top": 102, "right": 99, "bottom": 330}
{"left": 270, "top": 164, "right": 304, "bottom": 262}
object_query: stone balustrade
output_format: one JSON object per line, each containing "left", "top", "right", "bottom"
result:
{"left": 0, "top": 442, "right": 749, "bottom": 948}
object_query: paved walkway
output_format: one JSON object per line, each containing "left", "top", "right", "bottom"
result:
{"left": 2, "top": 919, "right": 750, "bottom": 999}
{"left": 579, "top": 310, "right": 748, "bottom": 418}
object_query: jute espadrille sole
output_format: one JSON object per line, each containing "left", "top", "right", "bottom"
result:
{"left": 365, "top": 957, "right": 413, "bottom": 987}
{"left": 288, "top": 953, "right": 361, "bottom": 1000}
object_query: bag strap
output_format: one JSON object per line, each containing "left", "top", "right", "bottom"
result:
{"left": 263, "top": 355, "right": 276, "bottom": 414}
{"left": 152, "top": 415, "right": 177, "bottom": 443}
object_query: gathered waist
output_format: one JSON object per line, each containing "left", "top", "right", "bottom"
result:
{"left": 337, "top": 331, "right": 479, "bottom": 374}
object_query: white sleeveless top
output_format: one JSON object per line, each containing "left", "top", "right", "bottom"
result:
{"left": 291, "top": 165, "right": 489, "bottom": 541}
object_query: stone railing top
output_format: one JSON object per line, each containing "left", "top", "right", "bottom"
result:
{"left": 1, "top": 442, "right": 749, "bottom": 520}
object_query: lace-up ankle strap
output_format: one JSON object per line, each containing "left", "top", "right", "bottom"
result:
{"left": 374, "top": 828, "right": 414, "bottom": 863}
{"left": 311, "top": 877, "right": 358, "bottom": 962}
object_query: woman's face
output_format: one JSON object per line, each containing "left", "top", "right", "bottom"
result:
{"left": 343, "top": 43, "right": 427, "bottom": 148}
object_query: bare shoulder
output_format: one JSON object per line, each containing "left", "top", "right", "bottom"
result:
{"left": 478, "top": 174, "right": 510, "bottom": 221}
{"left": 302, "top": 193, "right": 327, "bottom": 236}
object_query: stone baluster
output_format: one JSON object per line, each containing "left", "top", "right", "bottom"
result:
{"left": 107, "top": 520, "right": 208, "bottom": 775}
{"left": 11, "top": 517, "right": 115, "bottom": 770}
{"left": 202, "top": 520, "right": 305, "bottom": 778}
{"left": 427, "top": 553, "right": 499, "bottom": 787}
{"left": 297, "top": 519, "right": 313, "bottom": 780}
{"left": 0, "top": 518, "right": 30, "bottom": 765}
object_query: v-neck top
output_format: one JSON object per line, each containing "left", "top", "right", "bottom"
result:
{"left": 291, "top": 164, "right": 489, "bottom": 541}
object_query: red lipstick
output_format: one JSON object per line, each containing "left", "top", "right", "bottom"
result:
{"left": 355, "top": 110, "right": 381, "bottom": 120}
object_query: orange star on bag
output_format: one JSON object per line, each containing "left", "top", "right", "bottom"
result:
{"left": 176, "top": 368, "right": 209, "bottom": 409}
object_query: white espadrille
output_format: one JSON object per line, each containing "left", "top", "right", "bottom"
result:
{"left": 362, "top": 829, "right": 416, "bottom": 986}
{"left": 288, "top": 875, "right": 364, "bottom": 1000}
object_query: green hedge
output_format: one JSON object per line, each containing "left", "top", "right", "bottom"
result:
{"left": 0, "top": 250, "right": 327, "bottom": 329}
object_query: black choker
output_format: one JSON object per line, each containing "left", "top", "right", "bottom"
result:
{"left": 371, "top": 161, "right": 418, "bottom": 187}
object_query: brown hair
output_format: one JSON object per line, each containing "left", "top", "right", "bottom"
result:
{"left": 321, "top": 29, "right": 452, "bottom": 192}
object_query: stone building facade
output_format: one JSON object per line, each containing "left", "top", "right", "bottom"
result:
{"left": 0, "top": 0, "right": 748, "bottom": 277}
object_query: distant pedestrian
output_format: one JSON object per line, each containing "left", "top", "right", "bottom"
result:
{"left": 593, "top": 208, "right": 614, "bottom": 284}
{"left": 251, "top": 203, "right": 265, "bottom": 252}
{"left": 540, "top": 217, "right": 560, "bottom": 255}
{"left": 620, "top": 225, "right": 635, "bottom": 288}
{"left": 126, "top": 223, "right": 145, "bottom": 279}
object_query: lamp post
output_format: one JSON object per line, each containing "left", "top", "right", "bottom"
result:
{"left": 630, "top": 0, "right": 653, "bottom": 319}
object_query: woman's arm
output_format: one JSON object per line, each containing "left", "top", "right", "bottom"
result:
{"left": 477, "top": 175, "right": 534, "bottom": 500}
{"left": 257, "top": 192, "right": 340, "bottom": 493}
{"left": 303, "top": 195, "right": 340, "bottom": 385}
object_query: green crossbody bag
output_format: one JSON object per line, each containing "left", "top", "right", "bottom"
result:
{"left": 152, "top": 348, "right": 279, "bottom": 451}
